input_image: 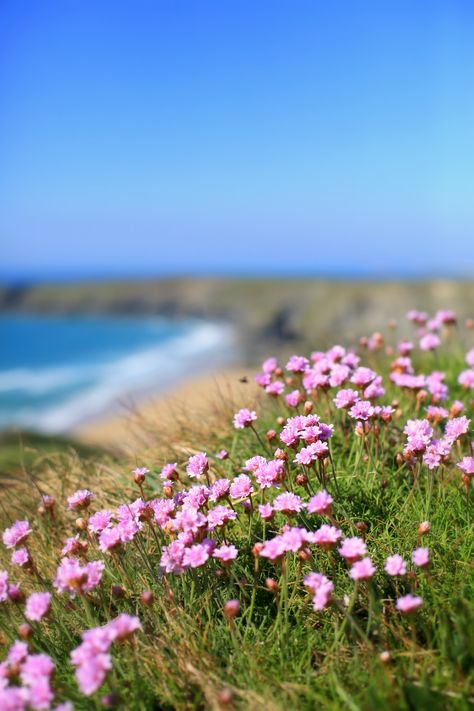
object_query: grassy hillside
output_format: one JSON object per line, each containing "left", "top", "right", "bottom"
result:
{"left": 0, "top": 311, "right": 473, "bottom": 709}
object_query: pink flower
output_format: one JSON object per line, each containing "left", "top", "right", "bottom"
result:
{"left": 11, "top": 547, "right": 30, "bottom": 567}
{"left": 265, "top": 380, "right": 285, "bottom": 396}
{"left": 306, "top": 490, "right": 333, "bottom": 515}
{"left": 3, "top": 520, "right": 32, "bottom": 549}
{"left": 54, "top": 558, "right": 104, "bottom": 596}
{"left": 350, "top": 367, "right": 377, "bottom": 387}
{"left": 396, "top": 593, "right": 423, "bottom": 613}
{"left": 67, "top": 489, "right": 94, "bottom": 510}
{"left": 273, "top": 492, "right": 303, "bottom": 514}
{"left": 88, "top": 510, "right": 113, "bottom": 534}
{"left": 445, "top": 416, "right": 470, "bottom": 442}
{"left": 262, "top": 357, "right": 278, "bottom": 373}
{"left": 229, "top": 474, "right": 253, "bottom": 499}
{"left": 233, "top": 408, "right": 257, "bottom": 429}
{"left": 98, "top": 527, "right": 123, "bottom": 553}
{"left": 213, "top": 544, "right": 238, "bottom": 563}
{"left": 285, "top": 390, "right": 303, "bottom": 407}
{"left": 457, "top": 456, "right": 474, "bottom": 476}
{"left": 303, "top": 572, "right": 334, "bottom": 610}
{"left": 0, "top": 570, "right": 9, "bottom": 602}
{"left": 183, "top": 544, "right": 210, "bottom": 569}
{"left": 419, "top": 333, "right": 440, "bottom": 351}
{"left": 338, "top": 537, "right": 367, "bottom": 563}
{"left": 286, "top": 355, "right": 309, "bottom": 372}
{"left": 25, "top": 592, "right": 52, "bottom": 621}
{"left": 349, "top": 557, "right": 376, "bottom": 580}
{"left": 348, "top": 401, "right": 374, "bottom": 421}
{"left": 160, "top": 463, "right": 178, "bottom": 480}
{"left": 254, "top": 459, "right": 284, "bottom": 488}
{"left": 258, "top": 503, "right": 275, "bottom": 520}
{"left": 333, "top": 388, "right": 359, "bottom": 409}
{"left": 209, "top": 478, "right": 230, "bottom": 502}
{"left": 206, "top": 505, "right": 236, "bottom": 530}
{"left": 295, "top": 441, "right": 328, "bottom": 465}
{"left": 407, "top": 310, "right": 428, "bottom": 325}
{"left": 186, "top": 452, "right": 208, "bottom": 478}
{"left": 412, "top": 547, "right": 430, "bottom": 567}
{"left": 216, "top": 449, "right": 229, "bottom": 460}
{"left": 259, "top": 536, "right": 287, "bottom": 561}
{"left": 107, "top": 613, "right": 141, "bottom": 641}
{"left": 384, "top": 554, "right": 407, "bottom": 576}
{"left": 61, "top": 535, "right": 88, "bottom": 557}
{"left": 458, "top": 369, "right": 474, "bottom": 389}
{"left": 310, "top": 524, "right": 342, "bottom": 548}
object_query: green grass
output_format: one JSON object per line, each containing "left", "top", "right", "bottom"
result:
{"left": 0, "top": 323, "right": 473, "bottom": 710}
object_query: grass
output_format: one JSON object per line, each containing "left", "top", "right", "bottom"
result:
{"left": 0, "top": 318, "right": 473, "bottom": 710}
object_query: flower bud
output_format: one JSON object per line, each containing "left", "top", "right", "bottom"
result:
{"left": 75, "top": 517, "right": 87, "bottom": 531}
{"left": 18, "top": 623, "right": 32, "bottom": 640}
{"left": 418, "top": 521, "right": 430, "bottom": 535}
{"left": 265, "top": 578, "right": 279, "bottom": 594}
{"left": 295, "top": 473, "right": 308, "bottom": 487}
{"left": 141, "top": 590, "right": 154, "bottom": 606}
{"left": 223, "top": 599, "right": 240, "bottom": 620}
{"left": 379, "top": 650, "right": 391, "bottom": 664}
{"left": 303, "top": 401, "right": 314, "bottom": 414}
{"left": 266, "top": 429, "right": 277, "bottom": 442}
{"left": 163, "top": 485, "right": 174, "bottom": 499}
{"left": 111, "top": 585, "right": 125, "bottom": 598}
{"left": 355, "top": 521, "right": 367, "bottom": 532}
{"left": 252, "top": 542, "right": 263, "bottom": 557}
{"left": 277, "top": 416, "right": 286, "bottom": 427}
{"left": 217, "top": 688, "right": 233, "bottom": 705}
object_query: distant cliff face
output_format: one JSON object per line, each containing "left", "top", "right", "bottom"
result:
{"left": 1, "top": 277, "right": 473, "bottom": 362}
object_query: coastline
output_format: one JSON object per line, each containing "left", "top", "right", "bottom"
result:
{"left": 73, "top": 366, "right": 259, "bottom": 451}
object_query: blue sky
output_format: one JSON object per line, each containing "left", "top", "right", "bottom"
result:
{"left": 1, "top": 0, "right": 473, "bottom": 278}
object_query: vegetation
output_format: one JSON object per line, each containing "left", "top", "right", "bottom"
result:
{"left": 0, "top": 309, "right": 473, "bottom": 710}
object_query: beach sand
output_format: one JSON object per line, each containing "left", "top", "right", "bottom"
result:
{"left": 73, "top": 367, "right": 260, "bottom": 453}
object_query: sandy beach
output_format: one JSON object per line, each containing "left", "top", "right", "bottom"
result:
{"left": 73, "top": 366, "right": 260, "bottom": 452}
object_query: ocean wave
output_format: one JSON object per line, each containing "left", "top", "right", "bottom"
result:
{"left": 0, "top": 321, "right": 238, "bottom": 433}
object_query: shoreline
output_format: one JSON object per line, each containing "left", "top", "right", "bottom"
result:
{"left": 73, "top": 366, "right": 259, "bottom": 451}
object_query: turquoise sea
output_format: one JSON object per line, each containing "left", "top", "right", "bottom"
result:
{"left": 0, "top": 314, "right": 236, "bottom": 433}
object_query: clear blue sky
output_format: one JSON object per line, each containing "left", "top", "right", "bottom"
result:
{"left": 1, "top": 0, "right": 473, "bottom": 279}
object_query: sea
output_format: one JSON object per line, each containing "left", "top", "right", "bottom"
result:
{"left": 0, "top": 314, "right": 237, "bottom": 434}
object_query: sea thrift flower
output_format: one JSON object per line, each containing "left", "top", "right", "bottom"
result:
{"left": 98, "top": 527, "right": 123, "bottom": 553}
{"left": 216, "top": 449, "right": 229, "bottom": 460}
{"left": 213, "top": 544, "right": 238, "bottom": 563}
{"left": 412, "top": 547, "right": 430, "bottom": 567}
{"left": 11, "top": 547, "right": 30, "bottom": 567}
{"left": 306, "top": 490, "right": 333, "bottom": 515}
{"left": 223, "top": 599, "right": 240, "bottom": 619}
{"left": 61, "top": 535, "right": 88, "bottom": 557}
{"left": 3, "top": 520, "right": 32, "bottom": 548}
{"left": 229, "top": 474, "right": 253, "bottom": 499}
{"left": 54, "top": 558, "right": 104, "bottom": 596}
{"left": 311, "top": 524, "right": 342, "bottom": 548}
{"left": 25, "top": 592, "right": 51, "bottom": 621}
{"left": 207, "top": 506, "right": 237, "bottom": 530}
{"left": 419, "top": 333, "right": 441, "bottom": 351}
{"left": 67, "top": 489, "right": 94, "bottom": 510}
{"left": 384, "top": 554, "right": 407, "bottom": 576}
{"left": 457, "top": 456, "right": 474, "bottom": 476}
{"left": 338, "top": 537, "right": 367, "bottom": 563}
{"left": 303, "top": 572, "right": 334, "bottom": 610}
{"left": 445, "top": 416, "right": 470, "bottom": 442}
{"left": 254, "top": 459, "right": 284, "bottom": 488}
{"left": 396, "top": 594, "right": 423, "bottom": 613}
{"left": 258, "top": 503, "right": 275, "bottom": 520}
{"left": 262, "top": 357, "right": 278, "bottom": 373}
{"left": 183, "top": 544, "right": 210, "bottom": 569}
{"left": 233, "top": 408, "right": 257, "bottom": 429}
{"left": 273, "top": 492, "right": 303, "bottom": 514}
{"left": 88, "top": 510, "right": 113, "bottom": 534}
{"left": 0, "top": 570, "right": 9, "bottom": 601}
{"left": 186, "top": 452, "right": 208, "bottom": 478}
{"left": 349, "top": 400, "right": 374, "bottom": 421}
{"left": 265, "top": 380, "right": 285, "bottom": 396}
{"left": 285, "top": 390, "right": 303, "bottom": 407}
{"left": 107, "top": 613, "right": 141, "bottom": 641}
{"left": 286, "top": 355, "right": 309, "bottom": 372}
{"left": 334, "top": 388, "right": 359, "bottom": 409}
{"left": 349, "top": 557, "right": 376, "bottom": 580}
{"left": 209, "top": 478, "right": 231, "bottom": 501}
{"left": 351, "top": 367, "right": 377, "bottom": 387}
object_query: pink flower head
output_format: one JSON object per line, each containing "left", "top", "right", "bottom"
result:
{"left": 67, "top": 489, "right": 95, "bottom": 510}
{"left": 132, "top": 466, "right": 149, "bottom": 477}
{"left": 303, "top": 572, "right": 334, "bottom": 610}
{"left": 262, "top": 357, "right": 278, "bottom": 373}
{"left": 306, "top": 490, "right": 333, "bottom": 515}
{"left": 285, "top": 390, "right": 303, "bottom": 407}
{"left": 273, "top": 492, "right": 303, "bottom": 515}
{"left": 183, "top": 543, "right": 210, "bottom": 569}
{"left": 265, "top": 380, "right": 285, "bottom": 396}
{"left": 209, "top": 478, "right": 231, "bottom": 502}
{"left": 258, "top": 503, "right": 275, "bottom": 520}
{"left": 398, "top": 340, "right": 414, "bottom": 355}
{"left": 98, "top": 527, "right": 123, "bottom": 553}
{"left": 259, "top": 536, "right": 287, "bottom": 561}
{"left": 216, "top": 449, "right": 229, "bottom": 460}
{"left": 407, "top": 309, "right": 428, "bottom": 325}
{"left": 186, "top": 452, "right": 208, "bottom": 478}
{"left": 25, "top": 591, "right": 52, "bottom": 621}
{"left": 333, "top": 388, "right": 359, "bottom": 409}
{"left": 396, "top": 593, "right": 423, "bottom": 613}
{"left": 3, "top": 520, "right": 32, "bottom": 549}
{"left": 107, "top": 613, "right": 141, "bottom": 642}
{"left": 412, "top": 547, "right": 430, "bottom": 567}
{"left": 419, "top": 333, "right": 441, "bottom": 351}
{"left": 254, "top": 459, "right": 284, "bottom": 488}
{"left": 349, "top": 400, "right": 374, "bottom": 421}
{"left": 458, "top": 369, "right": 474, "bottom": 389}
{"left": 54, "top": 558, "right": 104, "bottom": 596}
{"left": 160, "top": 462, "right": 178, "bottom": 480}
{"left": 88, "top": 510, "right": 113, "bottom": 534}
{"left": 310, "top": 524, "right": 342, "bottom": 548}
{"left": 0, "top": 570, "right": 9, "bottom": 602}
{"left": 350, "top": 367, "right": 377, "bottom": 387}
{"left": 457, "top": 456, "right": 474, "bottom": 476}
{"left": 206, "top": 505, "right": 236, "bottom": 530}
{"left": 349, "top": 557, "right": 376, "bottom": 580}
{"left": 233, "top": 408, "right": 257, "bottom": 429}
{"left": 213, "top": 544, "right": 238, "bottom": 563}
{"left": 384, "top": 554, "right": 407, "bottom": 576}
{"left": 286, "top": 355, "right": 309, "bottom": 373}
{"left": 338, "top": 537, "right": 367, "bottom": 563}
{"left": 61, "top": 534, "right": 88, "bottom": 557}
{"left": 229, "top": 474, "right": 253, "bottom": 499}
{"left": 11, "top": 547, "right": 30, "bottom": 567}
{"left": 445, "top": 416, "right": 471, "bottom": 443}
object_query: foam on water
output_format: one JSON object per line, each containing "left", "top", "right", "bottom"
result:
{"left": 0, "top": 316, "right": 237, "bottom": 433}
